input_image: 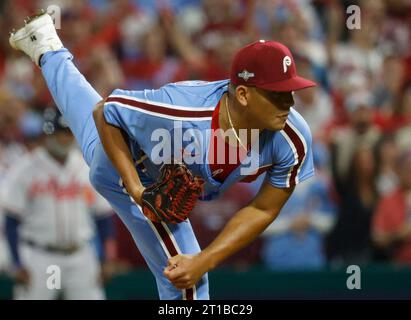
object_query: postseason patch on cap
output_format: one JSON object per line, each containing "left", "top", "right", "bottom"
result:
{"left": 237, "top": 70, "right": 255, "bottom": 81}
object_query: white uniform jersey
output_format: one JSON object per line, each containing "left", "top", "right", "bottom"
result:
{"left": 0, "top": 142, "right": 27, "bottom": 271}
{"left": 0, "top": 147, "right": 112, "bottom": 248}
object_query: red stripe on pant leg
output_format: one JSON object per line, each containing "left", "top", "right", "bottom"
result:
{"left": 152, "top": 222, "right": 194, "bottom": 300}
{"left": 153, "top": 222, "right": 178, "bottom": 256}
{"left": 185, "top": 287, "right": 193, "bottom": 300}
{"left": 283, "top": 124, "right": 305, "bottom": 187}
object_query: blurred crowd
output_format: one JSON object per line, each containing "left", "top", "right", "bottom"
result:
{"left": 1, "top": 0, "right": 411, "bottom": 279}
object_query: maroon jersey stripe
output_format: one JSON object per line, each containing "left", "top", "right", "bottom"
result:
{"left": 283, "top": 123, "right": 305, "bottom": 187}
{"left": 106, "top": 97, "right": 214, "bottom": 118}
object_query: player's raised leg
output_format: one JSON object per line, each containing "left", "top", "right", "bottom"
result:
{"left": 9, "top": 12, "right": 100, "bottom": 165}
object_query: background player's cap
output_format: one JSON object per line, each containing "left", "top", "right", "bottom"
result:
{"left": 230, "top": 40, "right": 317, "bottom": 92}
{"left": 42, "top": 108, "right": 70, "bottom": 135}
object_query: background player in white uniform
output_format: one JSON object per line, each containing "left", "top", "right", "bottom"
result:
{"left": 0, "top": 109, "right": 115, "bottom": 300}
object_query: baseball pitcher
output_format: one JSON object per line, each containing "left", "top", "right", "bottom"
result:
{"left": 8, "top": 12, "right": 315, "bottom": 299}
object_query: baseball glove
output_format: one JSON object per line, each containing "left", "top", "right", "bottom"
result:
{"left": 141, "top": 163, "right": 204, "bottom": 224}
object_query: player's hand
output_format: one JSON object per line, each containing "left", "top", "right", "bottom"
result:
{"left": 163, "top": 253, "right": 210, "bottom": 289}
{"left": 14, "top": 267, "right": 30, "bottom": 286}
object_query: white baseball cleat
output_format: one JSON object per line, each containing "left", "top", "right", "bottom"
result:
{"left": 9, "top": 10, "right": 63, "bottom": 67}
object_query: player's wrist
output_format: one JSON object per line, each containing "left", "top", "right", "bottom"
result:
{"left": 129, "top": 185, "right": 145, "bottom": 206}
{"left": 197, "top": 250, "right": 219, "bottom": 272}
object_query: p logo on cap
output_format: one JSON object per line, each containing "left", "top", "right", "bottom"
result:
{"left": 283, "top": 56, "right": 292, "bottom": 73}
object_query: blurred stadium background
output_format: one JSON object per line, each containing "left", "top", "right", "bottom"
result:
{"left": 1, "top": 0, "right": 411, "bottom": 299}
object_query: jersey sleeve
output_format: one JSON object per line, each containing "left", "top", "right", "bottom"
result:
{"left": 103, "top": 87, "right": 173, "bottom": 144}
{"left": 0, "top": 162, "right": 30, "bottom": 218}
{"left": 267, "top": 120, "right": 315, "bottom": 189}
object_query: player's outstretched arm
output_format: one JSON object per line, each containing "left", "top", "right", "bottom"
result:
{"left": 164, "top": 182, "right": 294, "bottom": 289}
{"left": 93, "top": 100, "right": 145, "bottom": 205}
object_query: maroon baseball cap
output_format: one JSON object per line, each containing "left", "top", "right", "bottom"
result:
{"left": 230, "top": 40, "right": 316, "bottom": 92}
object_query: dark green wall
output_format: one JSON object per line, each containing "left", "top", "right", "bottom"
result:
{"left": 1, "top": 265, "right": 410, "bottom": 300}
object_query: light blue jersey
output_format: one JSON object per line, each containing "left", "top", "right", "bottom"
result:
{"left": 103, "top": 81, "right": 314, "bottom": 200}
{"left": 40, "top": 48, "right": 314, "bottom": 300}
